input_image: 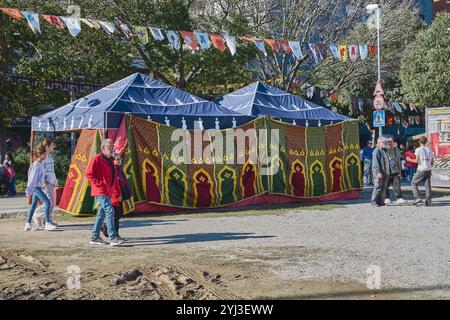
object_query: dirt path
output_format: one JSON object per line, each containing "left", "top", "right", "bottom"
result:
{"left": 1, "top": 186, "right": 449, "bottom": 300}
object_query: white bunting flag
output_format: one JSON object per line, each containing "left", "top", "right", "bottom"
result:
{"left": 329, "top": 44, "right": 340, "bottom": 60}
{"left": 61, "top": 16, "right": 81, "bottom": 37}
{"left": 21, "top": 11, "right": 41, "bottom": 34}
{"left": 149, "top": 27, "right": 164, "bottom": 41}
{"left": 98, "top": 21, "right": 116, "bottom": 34}
{"left": 359, "top": 44, "right": 368, "bottom": 60}
{"left": 166, "top": 30, "right": 181, "bottom": 49}
{"left": 288, "top": 41, "right": 303, "bottom": 60}
{"left": 195, "top": 32, "right": 211, "bottom": 49}
{"left": 119, "top": 23, "right": 133, "bottom": 39}
{"left": 224, "top": 35, "right": 236, "bottom": 55}
{"left": 348, "top": 45, "right": 359, "bottom": 61}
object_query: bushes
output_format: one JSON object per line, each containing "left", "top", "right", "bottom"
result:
{"left": 12, "top": 134, "right": 72, "bottom": 190}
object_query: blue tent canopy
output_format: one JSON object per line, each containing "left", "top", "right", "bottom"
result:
{"left": 215, "top": 82, "right": 351, "bottom": 126}
{"left": 32, "top": 73, "right": 252, "bottom": 131}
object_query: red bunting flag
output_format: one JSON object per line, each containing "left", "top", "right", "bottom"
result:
{"left": 264, "top": 39, "right": 279, "bottom": 53}
{"left": 0, "top": 8, "right": 23, "bottom": 20}
{"left": 209, "top": 34, "right": 226, "bottom": 52}
{"left": 179, "top": 31, "right": 197, "bottom": 50}
{"left": 277, "top": 39, "right": 292, "bottom": 54}
{"left": 239, "top": 36, "right": 254, "bottom": 42}
{"left": 368, "top": 45, "right": 377, "bottom": 56}
{"left": 42, "top": 15, "right": 65, "bottom": 29}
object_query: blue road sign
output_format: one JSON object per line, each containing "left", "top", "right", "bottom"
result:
{"left": 373, "top": 110, "right": 385, "bottom": 127}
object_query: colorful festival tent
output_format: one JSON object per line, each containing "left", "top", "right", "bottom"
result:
{"left": 31, "top": 73, "right": 253, "bottom": 131}
{"left": 58, "top": 113, "right": 362, "bottom": 215}
{"left": 215, "top": 81, "right": 351, "bottom": 126}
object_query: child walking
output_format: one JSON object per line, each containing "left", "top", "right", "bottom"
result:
{"left": 33, "top": 139, "right": 59, "bottom": 227}
{"left": 25, "top": 144, "right": 58, "bottom": 231}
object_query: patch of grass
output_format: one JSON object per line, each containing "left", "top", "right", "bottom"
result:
{"left": 124, "top": 203, "right": 345, "bottom": 220}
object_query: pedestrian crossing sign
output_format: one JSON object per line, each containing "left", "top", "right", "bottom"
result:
{"left": 373, "top": 110, "right": 385, "bottom": 127}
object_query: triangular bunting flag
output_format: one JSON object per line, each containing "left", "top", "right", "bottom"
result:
{"left": 0, "top": 8, "right": 23, "bottom": 20}
{"left": 133, "top": 26, "right": 149, "bottom": 45}
{"left": 42, "top": 15, "right": 64, "bottom": 29}
{"left": 22, "top": 11, "right": 41, "bottom": 34}
{"left": 358, "top": 98, "right": 364, "bottom": 112}
{"left": 98, "top": 21, "right": 116, "bottom": 34}
{"left": 277, "top": 39, "right": 292, "bottom": 55}
{"left": 224, "top": 35, "right": 236, "bottom": 55}
{"left": 61, "top": 16, "right": 81, "bottom": 37}
{"left": 180, "top": 31, "right": 197, "bottom": 50}
{"left": 329, "top": 44, "right": 340, "bottom": 60}
{"left": 195, "top": 32, "right": 211, "bottom": 49}
{"left": 119, "top": 23, "right": 133, "bottom": 39}
{"left": 253, "top": 39, "right": 267, "bottom": 57}
{"left": 306, "top": 43, "right": 320, "bottom": 64}
{"left": 338, "top": 44, "right": 347, "bottom": 62}
{"left": 149, "top": 27, "right": 164, "bottom": 41}
{"left": 80, "top": 18, "right": 100, "bottom": 29}
{"left": 348, "top": 45, "right": 359, "bottom": 61}
{"left": 317, "top": 43, "right": 328, "bottom": 60}
{"left": 264, "top": 39, "right": 279, "bottom": 53}
{"left": 210, "top": 34, "right": 226, "bottom": 52}
{"left": 369, "top": 45, "right": 377, "bottom": 56}
{"left": 359, "top": 44, "right": 368, "bottom": 60}
{"left": 166, "top": 30, "right": 181, "bottom": 49}
{"left": 288, "top": 41, "right": 303, "bottom": 60}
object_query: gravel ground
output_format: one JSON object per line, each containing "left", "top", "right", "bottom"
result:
{"left": 1, "top": 184, "right": 449, "bottom": 299}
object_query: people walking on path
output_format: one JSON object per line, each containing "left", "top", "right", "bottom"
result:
{"left": 361, "top": 141, "right": 374, "bottom": 186}
{"left": 24, "top": 144, "right": 58, "bottom": 231}
{"left": 33, "top": 139, "right": 59, "bottom": 228}
{"left": 404, "top": 144, "right": 417, "bottom": 183}
{"left": 85, "top": 139, "right": 124, "bottom": 246}
{"left": 101, "top": 153, "right": 132, "bottom": 239}
{"left": 371, "top": 137, "right": 389, "bottom": 207}
{"left": 4, "top": 152, "right": 17, "bottom": 197}
{"left": 407, "top": 136, "right": 434, "bottom": 206}
{"left": 384, "top": 137, "right": 407, "bottom": 204}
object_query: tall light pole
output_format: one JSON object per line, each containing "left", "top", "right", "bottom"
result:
{"left": 367, "top": 4, "right": 382, "bottom": 138}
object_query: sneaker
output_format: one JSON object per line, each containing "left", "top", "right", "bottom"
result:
{"left": 410, "top": 198, "right": 422, "bottom": 206}
{"left": 44, "top": 222, "right": 58, "bottom": 231}
{"left": 100, "top": 224, "right": 109, "bottom": 238}
{"left": 384, "top": 199, "right": 391, "bottom": 205}
{"left": 110, "top": 237, "right": 124, "bottom": 246}
{"left": 24, "top": 223, "right": 38, "bottom": 231}
{"left": 425, "top": 200, "right": 432, "bottom": 207}
{"left": 89, "top": 237, "right": 108, "bottom": 245}
{"left": 396, "top": 198, "right": 407, "bottom": 204}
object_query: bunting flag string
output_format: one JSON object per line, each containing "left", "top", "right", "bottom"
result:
{"left": 1, "top": 6, "right": 378, "bottom": 63}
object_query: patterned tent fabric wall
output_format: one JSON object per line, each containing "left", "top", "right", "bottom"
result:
{"left": 59, "top": 114, "right": 362, "bottom": 215}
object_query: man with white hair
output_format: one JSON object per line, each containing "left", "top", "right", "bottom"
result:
{"left": 85, "top": 139, "right": 124, "bottom": 246}
{"left": 371, "top": 136, "right": 389, "bottom": 207}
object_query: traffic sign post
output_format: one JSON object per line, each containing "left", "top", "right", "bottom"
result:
{"left": 372, "top": 80, "right": 385, "bottom": 138}
{"left": 373, "top": 94, "right": 385, "bottom": 110}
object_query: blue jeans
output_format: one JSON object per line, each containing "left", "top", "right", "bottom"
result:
{"left": 408, "top": 166, "right": 415, "bottom": 182}
{"left": 92, "top": 196, "right": 117, "bottom": 239}
{"left": 27, "top": 187, "right": 50, "bottom": 224}
{"left": 7, "top": 176, "right": 17, "bottom": 196}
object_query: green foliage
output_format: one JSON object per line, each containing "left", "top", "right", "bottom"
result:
{"left": 400, "top": 12, "right": 450, "bottom": 107}
{"left": 13, "top": 134, "right": 71, "bottom": 185}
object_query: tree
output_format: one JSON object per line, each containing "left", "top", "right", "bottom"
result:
{"left": 400, "top": 12, "right": 450, "bottom": 107}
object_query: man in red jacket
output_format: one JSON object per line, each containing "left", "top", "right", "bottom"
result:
{"left": 85, "top": 139, "right": 124, "bottom": 246}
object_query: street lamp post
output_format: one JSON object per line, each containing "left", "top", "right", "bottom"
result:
{"left": 367, "top": 4, "right": 382, "bottom": 138}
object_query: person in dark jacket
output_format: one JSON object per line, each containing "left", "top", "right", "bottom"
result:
{"left": 371, "top": 136, "right": 389, "bottom": 207}
{"left": 85, "top": 139, "right": 123, "bottom": 246}
{"left": 101, "top": 153, "right": 132, "bottom": 239}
